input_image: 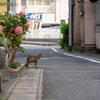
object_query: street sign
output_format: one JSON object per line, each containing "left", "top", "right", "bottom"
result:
{"left": 25, "top": 13, "right": 42, "bottom": 19}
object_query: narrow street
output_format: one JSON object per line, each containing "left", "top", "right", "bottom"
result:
{"left": 16, "top": 44, "right": 100, "bottom": 100}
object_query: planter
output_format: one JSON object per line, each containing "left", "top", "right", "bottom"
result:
{"left": 0, "top": 64, "right": 26, "bottom": 76}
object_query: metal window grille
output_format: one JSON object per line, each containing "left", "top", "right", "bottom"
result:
{"left": 43, "top": 0, "right": 49, "bottom": 5}
{"left": 36, "top": 0, "right": 42, "bottom": 5}
{"left": 28, "top": 0, "right": 34, "bottom": 5}
{"left": 21, "top": 0, "right": 26, "bottom": 6}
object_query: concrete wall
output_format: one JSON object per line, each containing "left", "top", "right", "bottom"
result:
{"left": 60, "top": 0, "right": 69, "bottom": 23}
{"left": 25, "top": 7, "right": 47, "bottom": 13}
{"left": 84, "top": 0, "right": 95, "bottom": 48}
{"left": 16, "top": 0, "right": 21, "bottom": 13}
{"left": 42, "top": 14, "right": 55, "bottom": 22}
{"left": 26, "top": 28, "right": 61, "bottom": 39}
{"left": 74, "top": 0, "right": 80, "bottom": 46}
{"left": 72, "top": 0, "right": 96, "bottom": 50}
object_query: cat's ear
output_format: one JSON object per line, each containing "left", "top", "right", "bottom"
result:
{"left": 39, "top": 53, "right": 42, "bottom": 55}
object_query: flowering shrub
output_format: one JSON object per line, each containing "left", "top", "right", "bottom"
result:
{"left": 15, "top": 26, "right": 23, "bottom": 35}
{"left": 0, "top": 11, "right": 29, "bottom": 68}
{"left": 26, "top": 23, "right": 30, "bottom": 29}
{"left": 19, "top": 11, "right": 24, "bottom": 16}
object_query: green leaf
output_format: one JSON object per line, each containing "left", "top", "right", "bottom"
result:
{"left": 18, "top": 46, "right": 27, "bottom": 53}
{"left": 11, "top": 62, "right": 17, "bottom": 69}
{"left": 10, "top": 23, "right": 14, "bottom": 26}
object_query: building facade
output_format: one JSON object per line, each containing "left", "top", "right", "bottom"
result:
{"left": 0, "top": 0, "right": 8, "bottom": 30}
{"left": 72, "top": 0, "right": 100, "bottom": 51}
{"left": 15, "top": 0, "right": 69, "bottom": 29}
{"left": 0, "top": 0, "right": 8, "bottom": 13}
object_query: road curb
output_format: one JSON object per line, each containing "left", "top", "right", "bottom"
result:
{"left": 2, "top": 77, "right": 20, "bottom": 100}
{"left": 22, "top": 42, "right": 59, "bottom": 46}
{"left": 37, "top": 69, "right": 44, "bottom": 100}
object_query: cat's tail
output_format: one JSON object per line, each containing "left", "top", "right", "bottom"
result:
{"left": 25, "top": 64, "right": 27, "bottom": 66}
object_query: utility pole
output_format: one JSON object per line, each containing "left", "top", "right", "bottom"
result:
{"left": 69, "top": 0, "right": 72, "bottom": 52}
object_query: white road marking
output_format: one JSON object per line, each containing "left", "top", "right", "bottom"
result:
{"left": 51, "top": 57, "right": 62, "bottom": 58}
{"left": 40, "top": 57, "right": 62, "bottom": 59}
{"left": 40, "top": 58, "right": 50, "bottom": 59}
{"left": 51, "top": 48, "right": 59, "bottom": 52}
{"left": 63, "top": 53, "right": 100, "bottom": 64}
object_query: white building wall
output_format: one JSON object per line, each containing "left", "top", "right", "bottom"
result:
{"left": 42, "top": 14, "right": 55, "bottom": 22}
{"left": 16, "top": 0, "right": 21, "bottom": 13}
{"left": 60, "top": 0, "right": 69, "bottom": 23}
{"left": 56, "top": 0, "right": 69, "bottom": 23}
{"left": 55, "top": 0, "right": 61, "bottom": 22}
{"left": 15, "top": 0, "right": 68, "bottom": 24}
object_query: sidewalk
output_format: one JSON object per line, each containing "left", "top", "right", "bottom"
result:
{"left": 3, "top": 68, "right": 43, "bottom": 100}
{"left": 22, "top": 40, "right": 59, "bottom": 46}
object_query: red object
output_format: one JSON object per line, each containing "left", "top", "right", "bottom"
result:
{"left": 38, "top": 23, "right": 40, "bottom": 29}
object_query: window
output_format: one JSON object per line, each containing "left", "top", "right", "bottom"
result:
{"left": 43, "top": 0, "right": 49, "bottom": 5}
{"left": 21, "top": 0, "right": 26, "bottom": 6}
{"left": 36, "top": 0, "right": 42, "bottom": 5}
{"left": 42, "top": 24, "right": 50, "bottom": 28}
{"left": 50, "top": 24, "right": 60, "bottom": 27}
{"left": 28, "top": 0, "right": 34, "bottom": 5}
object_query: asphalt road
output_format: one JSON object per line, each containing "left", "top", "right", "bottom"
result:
{"left": 15, "top": 44, "right": 100, "bottom": 100}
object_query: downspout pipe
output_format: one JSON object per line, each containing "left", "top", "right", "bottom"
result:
{"left": 69, "top": 0, "right": 72, "bottom": 52}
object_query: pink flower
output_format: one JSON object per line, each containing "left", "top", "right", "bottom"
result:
{"left": 26, "top": 23, "right": 30, "bottom": 28}
{"left": 19, "top": 11, "right": 24, "bottom": 16}
{"left": 15, "top": 26, "right": 23, "bottom": 35}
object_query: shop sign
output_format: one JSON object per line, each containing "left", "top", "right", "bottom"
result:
{"left": 25, "top": 13, "right": 42, "bottom": 19}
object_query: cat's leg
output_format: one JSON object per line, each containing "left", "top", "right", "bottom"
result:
{"left": 35, "top": 63, "right": 38, "bottom": 69}
{"left": 26, "top": 61, "right": 30, "bottom": 68}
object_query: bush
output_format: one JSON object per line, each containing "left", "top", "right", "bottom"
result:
{"left": 11, "top": 62, "right": 17, "bottom": 69}
{"left": 11, "top": 62, "right": 21, "bottom": 69}
{"left": 0, "top": 11, "right": 30, "bottom": 68}
{"left": 59, "top": 23, "right": 69, "bottom": 49}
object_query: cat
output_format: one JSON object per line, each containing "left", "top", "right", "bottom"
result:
{"left": 25, "top": 53, "right": 43, "bottom": 69}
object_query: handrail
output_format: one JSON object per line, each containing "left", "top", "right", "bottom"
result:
{"left": 43, "top": 2, "right": 55, "bottom": 12}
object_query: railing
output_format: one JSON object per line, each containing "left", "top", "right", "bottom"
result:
{"left": 43, "top": 2, "right": 55, "bottom": 12}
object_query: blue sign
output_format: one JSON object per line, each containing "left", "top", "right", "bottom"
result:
{"left": 25, "top": 13, "right": 42, "bottom": 19}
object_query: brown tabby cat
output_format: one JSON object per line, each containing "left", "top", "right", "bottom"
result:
{"left": 25, "top": 53, "right": 43, "bottom": 69}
